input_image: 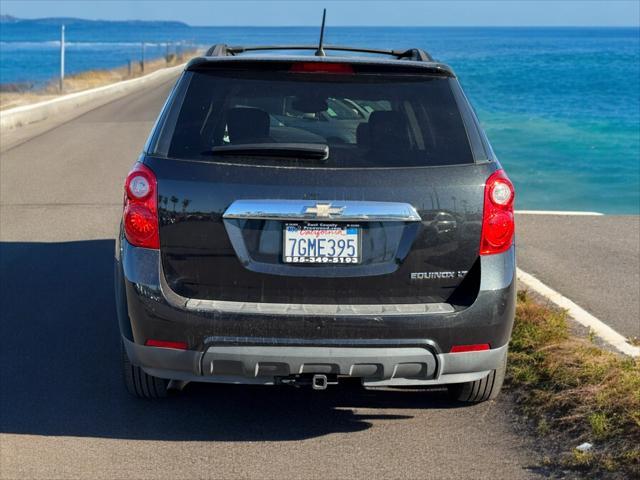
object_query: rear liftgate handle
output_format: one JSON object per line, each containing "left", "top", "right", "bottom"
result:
{"left": 223, "top": 199, "right": 422, "bottom": 222}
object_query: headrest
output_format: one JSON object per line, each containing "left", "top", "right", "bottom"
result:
{"left": 356, "top": 122, "right": 369, "bottom": 147}
{"left": 368, "top": 111, "right": 410, "bottom": 151}
{"left": 226, "top": 107, "right": 270, "bottom": 143}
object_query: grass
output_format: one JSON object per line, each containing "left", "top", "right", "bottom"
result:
{"left": 0, "top": 51, "right": 199, "bottom": 110}
{"left": 508, "top": 290, "right": 640, "bottom": 478}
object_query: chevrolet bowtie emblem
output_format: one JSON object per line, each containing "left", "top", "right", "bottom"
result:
{"left": 304, "top": 203, "right": 345, "bottom": 218}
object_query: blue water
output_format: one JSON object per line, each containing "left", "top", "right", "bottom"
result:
{"left": 1, "top": 23, "right": 639, "bottom": 213}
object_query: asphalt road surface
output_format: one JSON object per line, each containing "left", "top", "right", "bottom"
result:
{"left": 0, "top": 76, "right": 633, "bottom": 479}
{"left": 516, "top": 214, "right": 640, "bottom": 339}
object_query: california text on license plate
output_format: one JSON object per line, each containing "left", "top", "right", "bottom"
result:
{"left": 283, "top": 223, "right": 360, "bottom": 264}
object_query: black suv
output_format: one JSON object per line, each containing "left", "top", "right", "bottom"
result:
{"left": 115, "top": 43, "right": 516, "bottom": 402}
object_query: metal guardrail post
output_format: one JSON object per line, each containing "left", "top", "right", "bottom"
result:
{"left": 140, "top": 41, "right": 145, "bottom": 73}
{"left": 59, "top": 25, "right": 65, "bottom": 92}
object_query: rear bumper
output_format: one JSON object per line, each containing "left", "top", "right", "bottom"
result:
{"left": 116, "top": 234, "right": 515, "bottom": 385}
{"left": 122, "top": 336, "right": 508, "bottom": 386}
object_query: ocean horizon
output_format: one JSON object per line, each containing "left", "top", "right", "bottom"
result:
{"left": 1, "top": 21, "right": 639, "bottom": 214}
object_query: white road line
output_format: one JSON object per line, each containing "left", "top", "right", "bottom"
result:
{"left": 515, "top": 210, "right": 604, "bottom": 216}
{"left": 517, "top": 268, "right": 639, "bottom": 357}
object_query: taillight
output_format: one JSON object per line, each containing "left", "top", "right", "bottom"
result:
{"left": 290, "top": 62, "right": 354, "bottom": 74}
{"left": 480, "top": 169, "right": 515, "bottom": 256}
{"left": 123, "top": 163, "right": 159, "bottom": 249}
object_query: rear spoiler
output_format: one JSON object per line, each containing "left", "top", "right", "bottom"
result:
{"left": 186, "top": 57, "right": 455, "bottom": 78}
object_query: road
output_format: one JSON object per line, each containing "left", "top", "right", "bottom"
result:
{"left": 0, "top": 79, "right": 542, "bottom": 479}
{"left": 516, "top": 214, "right": 640, "bottom": 339}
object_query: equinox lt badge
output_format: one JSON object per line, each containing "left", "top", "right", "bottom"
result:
{"left": 411, "top": 271, "right": 468, "bottom": 280}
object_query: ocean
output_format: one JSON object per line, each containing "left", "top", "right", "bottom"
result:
{"left": 1, "top": 23, "right": 639, "bottom": 213}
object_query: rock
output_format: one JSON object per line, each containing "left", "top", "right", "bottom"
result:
{"left": 576, "top": 442, "right": 593, "bottom": 452}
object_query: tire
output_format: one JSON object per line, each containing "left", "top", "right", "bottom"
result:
{"left": 447, "top": 349, "right": 507, "bottom": 403}
{"left": 121, "top": 341, "right": 168, "bottom": 399}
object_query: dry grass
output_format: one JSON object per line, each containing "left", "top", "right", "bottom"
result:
{"left": 0, "top": 51, "right": 199, "bottom": 110}
{"left": 509, "top": 290, "right": 640, "bottom": 478}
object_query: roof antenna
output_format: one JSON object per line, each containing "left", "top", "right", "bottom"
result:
{"left": 315, "top": 9, "right": 327, "bottom": 56}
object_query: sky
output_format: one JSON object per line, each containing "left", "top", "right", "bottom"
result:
{"left": 1, "top": 0, "right": 639, "bottom": 27}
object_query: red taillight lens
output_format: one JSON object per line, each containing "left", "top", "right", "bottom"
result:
{"left": 480, "top": 169, "right": 515, "bottom": 256}
{"left": 290, "top": 62, "right": 354, "bottom": 74}
{"left": 450, "top": 344, "right": 490, "bottom": 353}
{"left": 145, "top": 339, "right": 188, "bottom": 350}
{"left": 123, "top": 163, "right": 159, "bottom": 249}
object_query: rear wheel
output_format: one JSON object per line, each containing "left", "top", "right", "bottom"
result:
{"left": 121, "top": 341, "right": 168, "bottom": 399}
{"left": 447, "top": 349, "right": 507, "bottom": 403}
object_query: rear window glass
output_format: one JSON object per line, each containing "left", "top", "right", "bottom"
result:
{"left": 151, "top": 69, "right": 475, "bottom": 168}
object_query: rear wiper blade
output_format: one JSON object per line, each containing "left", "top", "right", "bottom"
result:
{"left": 205, "top": 143, "right": 329, "bottom": 161}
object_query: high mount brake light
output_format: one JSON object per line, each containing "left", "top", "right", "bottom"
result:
{"left": 123, "top": 163, "right": 159, "bottom": 249}
{"left": 290, "top": 62, "right": 354, "bottom": 74}
{"left": 480, "top": 169, "right": 515, "bottom": 256}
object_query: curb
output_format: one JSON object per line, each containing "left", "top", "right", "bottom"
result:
{"left": 517, "top": 268, "right": 640, "bottom": 357}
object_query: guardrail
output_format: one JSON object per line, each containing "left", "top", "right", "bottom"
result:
{"left": 0, "top": 63, "right": 185, "bottom": 132}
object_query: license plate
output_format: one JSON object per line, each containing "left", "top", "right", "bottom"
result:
{"left": 283, "top": 223, "right": 360, "bottom": 264}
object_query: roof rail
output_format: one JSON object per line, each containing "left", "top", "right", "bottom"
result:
{"left": 205, "top": 44, "right": 433, "bottom": 62}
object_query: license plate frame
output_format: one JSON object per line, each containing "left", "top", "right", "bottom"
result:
{"left": 283, "top": 222, "right": 361, "bottom": 264}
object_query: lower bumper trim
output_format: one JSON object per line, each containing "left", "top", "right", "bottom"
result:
{"left": 202, "top": 345, "right": 437, "bottom": 381}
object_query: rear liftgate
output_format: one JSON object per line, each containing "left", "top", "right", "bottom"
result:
{"left": 198, "top": 200, "right": 439, "bottom": 389}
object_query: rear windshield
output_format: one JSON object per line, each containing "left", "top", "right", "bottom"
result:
{"left": 151, "top": 69, "right": 475, "bottom": 168}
